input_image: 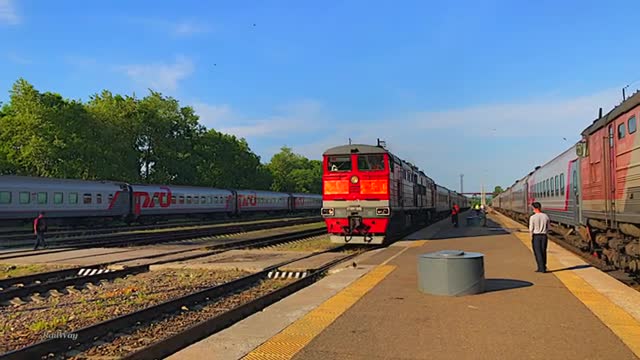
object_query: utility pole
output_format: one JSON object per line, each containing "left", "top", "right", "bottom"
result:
{"left": 460, "top": 174, "right": 464, "bottom": 194}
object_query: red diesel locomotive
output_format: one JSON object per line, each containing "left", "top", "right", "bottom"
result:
{"left": 321, "top": 142, "right": 468, "bottom": 244}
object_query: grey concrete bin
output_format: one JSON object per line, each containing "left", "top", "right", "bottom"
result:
{"left": 417, "top": 250, "right": 485, "bottom": 296}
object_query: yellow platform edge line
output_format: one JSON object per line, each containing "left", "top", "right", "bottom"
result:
{"left": 492, "top": 212, "right": 640, "bottom": 357}
{"left": 242, "top": 264, "right": 396, "bottom": 360}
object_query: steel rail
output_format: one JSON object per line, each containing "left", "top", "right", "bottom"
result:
{"left": 0, "top": 227, "right": 326, "bottom": 303}
{"left": 0, "top": 243, "right": 353, "bottom": 360}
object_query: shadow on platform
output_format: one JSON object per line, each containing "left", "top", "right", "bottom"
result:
{"left": 549, "top": 264, "right": 591, "bottom": 273}
{"left": 426, "top": 217, "right": 511, "bottom": 240}
{"left": 484, "top": 278, "right": 533, "bottom": 293}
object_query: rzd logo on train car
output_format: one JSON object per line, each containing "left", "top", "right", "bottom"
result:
{"left": 238, "top": 194, "right": 258, "bottom": 207}
{"left": 133, "top": 187, "right": 172, "bottom": 214}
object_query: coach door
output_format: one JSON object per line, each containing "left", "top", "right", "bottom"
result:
{"left": 571, "top": 160, "right": 582, "bottom": 225}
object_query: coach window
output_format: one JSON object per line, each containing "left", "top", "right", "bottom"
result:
{"left": 179, "top": 195, "right": 185, "bottom": 204}
{"left": 96, "top": 194, "right": 102, "bottom": 204}
{"left": 83, "top": 194, "right": 92, "bottom": 204}
{"left": 328, "top": 155, "right": 351, "bottom": 172}
{"left": 54, "top": 192, "right": 63, "bottom": 205}
{"left": 0, "top": 191, "right": 10, "bottom": 204}
{"left": 187, "top": 196, "right": 192, "bottom": 204}
{"left": 19, "top": 192, "right": 30, "bottom": 204}
{"left": 69, "top": 192, "right": 78, "bottom": 204}
{"left": 618, "top": 123, "right": 626, "bottom": 139}
{"left": 108, "top": 194, "right": 113, "bottom": 204}
{"left": 201, "top": 196, "right": 206, "bottom": 204}
{"left": 546, "top": 179, "right": 550, "bottom": 197}
{"left": 560, "top": 174, "right": 565, "bottom": 195}
{"left": 629, "top": 116, "right": 637, "bottom": 134}
{"left": 555, "top": 175, "right": 559, "bottom": 196}
{"left": 37, "top": 192, "right": 47, "bottom": 205}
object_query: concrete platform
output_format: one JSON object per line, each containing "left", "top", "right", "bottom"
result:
{"left": 223, "top": 210, "right": 639, "bottom": 360}
{"left": 150, "top": 249, "right": 311, "bottom": 272}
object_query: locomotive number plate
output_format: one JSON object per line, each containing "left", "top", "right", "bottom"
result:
{"left": 347, "top": 206, "right": 362, "bottom": 211}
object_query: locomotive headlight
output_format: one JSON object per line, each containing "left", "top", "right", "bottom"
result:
{"left": 321, "top": 208, "right": 335, "bottom": 216}
{"left": 350, "top": 175, "right": 359, "bottom": 184}
{"left": 376, "top": 207, "right": 390, "bottom": 216}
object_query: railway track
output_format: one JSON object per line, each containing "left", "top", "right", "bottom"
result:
{"left": 0, "top": 217, "right": 322, "bottom": 258}
{"left": 0, "top": 227, "right": 327, "bottom": 305}
{"left": 0, "top": 239, "right": 364, "bottom": 359}
{"left": 0, "top": 215, "right": 320, "bottom": 245}
{"left": 492, "top": 209, "right": 640, "bottom": 289}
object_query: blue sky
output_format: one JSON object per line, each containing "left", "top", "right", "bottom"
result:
{"left": 1, "top": 0, "right": 640, "bottom": 193}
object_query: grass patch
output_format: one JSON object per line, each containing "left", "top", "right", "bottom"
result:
{"left": 0, "top": 263, "right": 71, "bottom": 279}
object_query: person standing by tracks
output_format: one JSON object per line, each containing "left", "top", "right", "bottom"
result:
{"left": 529, "top": 202, "right": 550, "bottom": 273}
{"left": 451, "top": 203, "right": 460, "bottom": 227}
{"left": 33, "top": 211, "right": 47, "bottom": 250}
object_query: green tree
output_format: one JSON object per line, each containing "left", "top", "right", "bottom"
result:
{"left": 267, "top": 147, "right": 321, "bottom": 193}
{"left": 493, "top": 185, "right": 504, "bottom": 195}
{"left": 85, "top": 90, "right": 142, "bottom": 181}
{"left": 194, "top": 130, "right": 272, "bottom": 189}
{"left": 0, "top": 78, "right": 322, "bottom": 194}
{"left": 0, "top": 79, "right": 103, "bottom": 179}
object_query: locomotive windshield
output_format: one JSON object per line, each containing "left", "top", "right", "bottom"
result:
{"left": 327, "top": 155, "right": 351, "bottom": 172}
{"left": 357, "top": 155, "right": 385, "bottom": 171}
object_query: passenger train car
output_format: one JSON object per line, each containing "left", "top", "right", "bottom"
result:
{"left": 494, "top": 90, "right": 640, "bottom": 273}
{"left": 0, "top": 175, "right": 322, "bottom": 226}
{"left": 321, "top": 143, "right": 468, "bottom": 245}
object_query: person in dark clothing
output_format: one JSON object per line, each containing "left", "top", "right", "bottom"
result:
{"left": 451, "top": 203, "right": 460, "bottom": 227}
{"left": 33, "top": 212, "right": 47, "bottom": 250}
{"left": 529, "top": 202, "right": 550, "bottom": 273}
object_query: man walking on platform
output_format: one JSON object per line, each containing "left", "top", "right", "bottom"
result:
{"left": 529, "top": 202, "right": 550, "bottom": 273}
{"left": 451, "top": 203, "right": 460, "bottom": 227}
{"left": 33, "top": 212, "right": 47, "bottom": 250}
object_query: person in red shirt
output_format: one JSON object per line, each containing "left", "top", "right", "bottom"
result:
{"left": 451, "top": 203, "right": 460, "bottom": 227}
{"left": 33, "top": 212, "right": 47, "bottom": 250}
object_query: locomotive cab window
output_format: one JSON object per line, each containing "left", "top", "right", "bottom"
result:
{"left": 327, "top": 155, "right": 351, "bottom": 172}
{"left": 0, "top": 191, "right": 10, "bottom": 204}
{"left": 629, "top": 116, "right": 637, "bottom": 134}
{"left": 618, "top": 123, "right": 626, "bottom": 139}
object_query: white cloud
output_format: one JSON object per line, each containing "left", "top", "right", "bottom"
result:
{"left": 267, "top": 86, "right": 629, "bottom": 190}
{"left": 0, "top": 0, "right": 20, "bottom": 25}
{"left": 191, "top": 86, "right": 632, "bottom": 190}
{"left": 118, "top": 56, "right": 194, "bottom": 92}
{"left": 409, "top": 88, "right": 623, "bottom": 139}
{"left": 194, "top": 99, "right": 328, "bottom": 138}
{"left": 172, "top": 21, "right": 210, "bottom": 36}
{"left": 192, "top": 103, "right": 233, "bottom": 127}
{"left": 126, "top": 17, "right": 211, "bottom": 37}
